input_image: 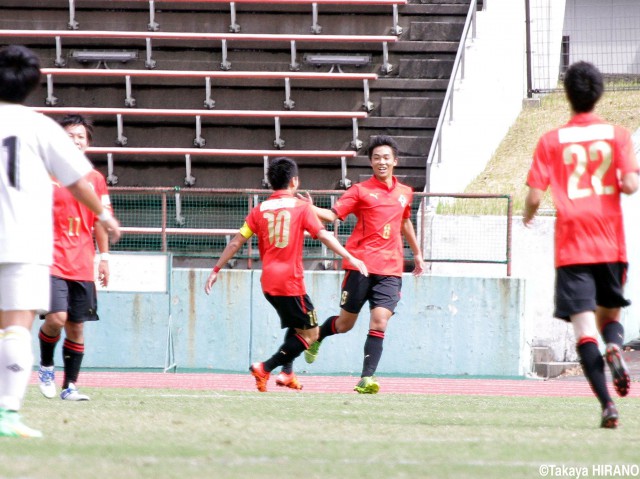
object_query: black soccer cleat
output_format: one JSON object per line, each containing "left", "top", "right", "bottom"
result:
{"left": 605, "top": 344, "right": 631, "bottom": 397}
{"left": 600, "top": 402, "right": 619, "bottom": 429}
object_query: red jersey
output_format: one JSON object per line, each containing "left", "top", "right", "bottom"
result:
{"left": 332, "top": 176, "right": 412, "bottom": 276}
{"left": 51, "top": 169, "right": 111, "bottom": 281}
{"left": 242, "top": 190, "right": 324, "bottom": 296}
{"left": 527, "top": 113, "right": 639, "bottom": 267}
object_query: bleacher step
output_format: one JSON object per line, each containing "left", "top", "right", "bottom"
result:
{"left": 402, "top": 5, "right": 470, "bottom": 15}
{"left": 409, "top": 21, "right": 465, "bottom": 42}
{"left": 380, "top": 96, "right": 444, "bottom": 117}
{"left": 361, "top": 117, "right": 438, "bottom": 130}
{"left": 398, "top": 58, "right": 455, "bottom": 79}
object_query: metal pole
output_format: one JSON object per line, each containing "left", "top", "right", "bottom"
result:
{"left": 506, "top": 195, "right": 513, "bottom": 277}
{"left": 525, "top": 0, "right": 533, "bottom": 98}
{"left": 247, "top": 195, "right": 254, "bottom": 269}
{"left": 161, "top": 192, "right": 167, "bottom": 252}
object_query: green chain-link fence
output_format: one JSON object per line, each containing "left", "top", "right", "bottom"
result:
{"left": 109, "top": 187, "right": 513, "bottom": 274}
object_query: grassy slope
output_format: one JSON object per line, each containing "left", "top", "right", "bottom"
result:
{"left": 2, "top": 387, "right": 639, "bottom": 479}
{"left": 463, "top": 90, "right": 640, "bottom": 213}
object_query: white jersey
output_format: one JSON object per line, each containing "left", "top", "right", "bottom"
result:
{"left": 0, "top": 102, "right": 93, "bottom": 266}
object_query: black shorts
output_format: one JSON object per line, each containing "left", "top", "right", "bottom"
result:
{"left": 264, "top": 293, "right": 318, "bottom": 330}
{"left": 339, "top": 270, "right": 402, "bottom": 314}
{"left": 40, "top": 276, "right": 99, "bottom": 323}
{"left": 554, "top": 262, "right": 630, "bottom": 321}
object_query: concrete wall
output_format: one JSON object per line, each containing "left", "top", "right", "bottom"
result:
{"left": 430, "top": 189, "right": 640, "bottom": 363}
{"left": 428, "top": 0, "right": 528, "bottom": 193}
{"left": 32, "top": 261, "right": 529, "bottom": 377}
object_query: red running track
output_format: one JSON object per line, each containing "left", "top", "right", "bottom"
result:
{"left": 29, "top": 371, "right": 640, "bottom": 397}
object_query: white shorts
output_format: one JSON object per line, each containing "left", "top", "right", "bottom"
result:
{"left": 0, "top": 264, "right": 50, "bottom": 313}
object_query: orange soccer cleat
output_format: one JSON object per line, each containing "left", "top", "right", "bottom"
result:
{"left": 249, "top": 362, "right": 270, "bottom": 392}
{"left": 275, "top": 371, "right": 303, "bottom": 390}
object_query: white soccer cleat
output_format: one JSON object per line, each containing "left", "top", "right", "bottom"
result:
{"left": 38, "top": 365, "right": 57, "bottom": 399}
{"left": 60, "top": 383, "right": 90, "bottom": 401}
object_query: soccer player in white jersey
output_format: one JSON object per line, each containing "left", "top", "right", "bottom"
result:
{"left": 0, "top": 45, "right": 121, "bottom": 438}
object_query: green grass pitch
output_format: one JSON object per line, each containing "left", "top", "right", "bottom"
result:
{"left": 1, "top": 386, "right": 639, "bottom": 479}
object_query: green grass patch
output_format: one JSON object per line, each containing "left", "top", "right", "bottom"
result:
{"left": 2, "top": 387, "right": 639, "bottom": 479}
{"left": 464, "top": 89, "right": 640, "bottom": 215}
{"left": 434, "top": 196, "right": 512, "bottom": 216}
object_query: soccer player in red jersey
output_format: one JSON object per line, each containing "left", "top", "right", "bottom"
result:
{"left": 303, "top": 135, "right": 425, "bottom": 394}
{"left": 204, "top": 157, "right": 368, "bottom": 392}
{"left": 37, "top": 115, "right": 114, "bottom": 402}
{"left": 524, "top": 61, "right": 639, "bottom": 428}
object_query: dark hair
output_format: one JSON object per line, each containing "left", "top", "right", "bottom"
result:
{"left": 59, "top": 114, "right": 94, "bottom": 143}
{"left": 267, "top": 157, "right": 298, "bottom": 190}
{"left": 0, "top": 45, "right": 41, "bottom": 104}
{"left": 367, "top": 135, "right": 399, "bottom": 160}
{"left": 563, "top": 61, "right": 604, "bottom": 113}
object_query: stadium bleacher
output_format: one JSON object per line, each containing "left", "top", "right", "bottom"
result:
{"left": 0, "top": 0, "right": 475, "bottom": 190}
{"left": 40, "top": 69, "right": 379, "bottom": 110}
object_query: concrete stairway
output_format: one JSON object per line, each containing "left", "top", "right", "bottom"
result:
{"left": 532, "top": 345, "right": 580, "bottom": 379}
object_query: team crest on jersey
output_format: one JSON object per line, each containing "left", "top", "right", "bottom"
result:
{"left": 398, "top": 194, "right": 408, "bottom": 207}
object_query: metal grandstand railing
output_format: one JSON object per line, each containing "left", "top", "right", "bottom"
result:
{"left": 66, "top": 0, "right": 407, "bottom": 35}
{"left": 1, "top": 30, "right": 398, "bottom": 72}
{"left": 83, "top": 147, "right": 357, "bottom": 188}
{"left": 34, "top": 106, "right": 367, "bottom": 157}
{"left": 40, "top": 68, "right": 379, "bottom": 111}
{"left": 424, "top": 0, "right": 478, "bottom": 192}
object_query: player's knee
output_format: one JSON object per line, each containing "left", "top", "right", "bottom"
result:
{"left": 64, "top": 322, "right": 84, "bottom": 341}
{"left": 336, "top": 317, "right": 356, "bottom": 333}
{"left": 43, "top": 314, "right": 66, "bottom": 333}
{"left": 338, "top": 324, "right": 352, "bottom": 333}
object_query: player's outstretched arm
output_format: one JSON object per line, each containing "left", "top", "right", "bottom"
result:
{"left": 297, "top": 192, "right": 339, "bottom": 223}
{"left": 205, "top": 232, "right": 249, "bottom": 295}
{"left": 67, "top": 177, "right": 121, "bottom": 243}
{"left": 317, "top": 229, "right": 368, "bottom": 277}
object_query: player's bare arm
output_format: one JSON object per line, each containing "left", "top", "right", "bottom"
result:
{"left": 317, "top": 229, "right": 368, "bottom": 277}
{"left": 523, "top": 187, "right": 544, "bottom": 227}
{"left": 205, "top": 232, "right": 249, "bottom": 295}
{"left": 401, "top": 218, "right": 425, "bottom": 276}
{"left": 620, "top": 171, "right": 639, "bottom": 195}
{"left": 313, "top": 205, "right": 338, "bottom": 223}
{"left": 95, "top": 222, "right": 110, "bottom": 287}
{"left": 297, "top": 192, "right": 339, "bottom": 223}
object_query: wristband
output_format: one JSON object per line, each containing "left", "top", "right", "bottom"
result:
{"left": 100, "top": 253, "right": 110, "bottom": 262}
{"left": 213, "top": 266, "right": 221, "bottom": 273}
{"left": 98, "top": 209, "right": 113, "bottom": 222}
